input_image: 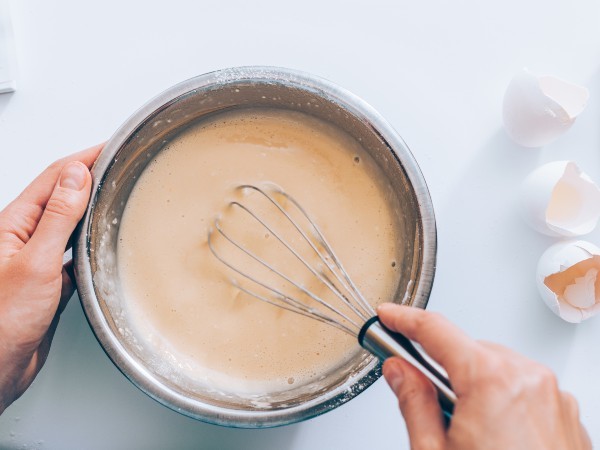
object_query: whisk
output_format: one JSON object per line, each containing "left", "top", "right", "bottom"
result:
{"left": 207, "top": 184, "right": 456, "bottom": 419}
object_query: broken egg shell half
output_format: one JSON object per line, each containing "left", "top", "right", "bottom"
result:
{"left": 537, "top": 240, "right": 600, "bottom": 323}
{"left": 521, "top": 161, "right": 600, "bottom": 237}
{"left": 503, "top": 68, "right": 589, "bottom": 148}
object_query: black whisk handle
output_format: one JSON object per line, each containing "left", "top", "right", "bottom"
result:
{"left": 358, "top": 316, "right": 456, "bottom": 421}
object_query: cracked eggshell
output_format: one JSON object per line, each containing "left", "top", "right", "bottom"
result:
{"left": 521, "top": 161, "right": 600, "bottom": 237}
{"left": 536, "top": 240, "right": 600, "bottom": 323}
{"left": 503, "top": 68, "right": 589, "bottom": 148}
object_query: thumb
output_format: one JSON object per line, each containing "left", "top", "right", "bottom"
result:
{"left": 383, "top": 358, "right": 446, "bottom": 450}
{"left": 25, "top": 161, "right": 92, "bottom": 267}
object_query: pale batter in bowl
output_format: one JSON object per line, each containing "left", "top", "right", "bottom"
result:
{"left": 117, "top": 108, "right": 402, "bottom": 394}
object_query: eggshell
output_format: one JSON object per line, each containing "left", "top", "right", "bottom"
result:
{"left": 563, "top": 269, "right": 597, "bottom": 308}
{"left": 503, "top": 69, "right": 589, "bottom": 148}
{"left": 536, "top": 240, "right": 600, "bottom": 323}
{"left": 521, "top": 161, "right": 600, "bottom": 237}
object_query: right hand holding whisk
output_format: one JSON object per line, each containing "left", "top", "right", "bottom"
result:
{"left": 377, "top": 303, "right": 591, "bottom": 450}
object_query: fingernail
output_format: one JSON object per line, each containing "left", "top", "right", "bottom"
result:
{"left": 384, "top": 360, "right": 404, "bottom": 393}
{"left": 60, "top": 162, "right": 87, "bottom": 191}
{"left": 377, "top": 303, "right": 397, "bottom": 314}
{"left": 389, "top": 368, "right": 404, "bottom": 393}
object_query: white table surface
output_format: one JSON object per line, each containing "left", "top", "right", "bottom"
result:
{"left": 1, "top": 0, "right": 600, "bottom": 448}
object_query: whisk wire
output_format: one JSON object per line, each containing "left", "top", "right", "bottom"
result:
{"left": 210, "top": 218, "right": 362, "bottom": 331}
{"left": 232, "top": 283, "right": 359, "bottom": 337}
{"left": 239, "top": 185, "right": 374, "bottom": 321}
{"left": 280, "top": 191, "right": 376, "bottom": 319}
{"left": 227, "top": 199, "right": 367, "bottom": 327}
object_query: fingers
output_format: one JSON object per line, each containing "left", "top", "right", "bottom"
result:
{"left": 23, "top": 162, "right": 92, "bottom": 272}
{"left": 14, "top": 144, "right": 102, "bottom": 211}
{"left": 378, "top": 303, "right": 476, "bottom": 382}
{"left": 0, "top": 145, "right": 102, "bottom": 244}
{"left": 58, "top": 261, "right": 76, "bottom": 315}
{"left": 560, "top": 392, "right": 592, "bottom": 449}
{"left": 383, "top": 357, "right": 446, "bottom": 449}
{"left": 579, "top": 424, "right": 593, "bottom": 450}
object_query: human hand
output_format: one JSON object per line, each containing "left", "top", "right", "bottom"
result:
{"left": 378, "top": 303, "right": 591, "bottom": 450}
{"left": 0, "top": 145, "right": 102, "bottom": 414}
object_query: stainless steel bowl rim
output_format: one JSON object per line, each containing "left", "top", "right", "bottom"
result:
{"left": 74, "top": 66, "right": 437, "bottom": 428}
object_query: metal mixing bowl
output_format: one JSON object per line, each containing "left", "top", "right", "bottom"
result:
{"left": 73, "top": 66, "right": 437, "bottom": 428}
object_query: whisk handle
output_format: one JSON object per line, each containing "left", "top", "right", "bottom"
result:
{"left": 358, "top": 316, "right": 456, "bottom": 420}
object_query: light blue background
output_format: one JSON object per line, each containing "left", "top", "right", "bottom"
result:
{"left": 1, "top": 0, "right": 599, "bottom": 448}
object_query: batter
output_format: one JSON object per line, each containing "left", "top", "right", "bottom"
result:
{"left": 117, "top": 108, "right": 402, "bottom": 394}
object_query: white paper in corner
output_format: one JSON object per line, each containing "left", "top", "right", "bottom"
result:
{"left": 0, "top": 0, "right": 17, "bottom": 93}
